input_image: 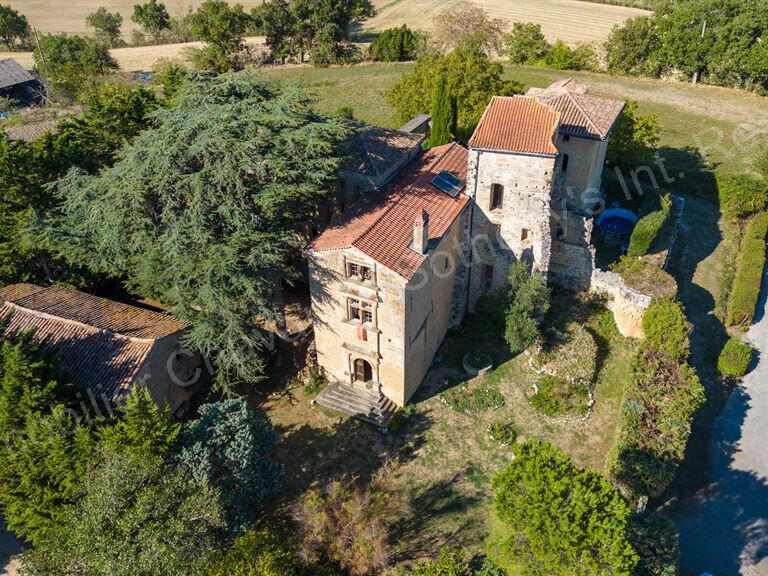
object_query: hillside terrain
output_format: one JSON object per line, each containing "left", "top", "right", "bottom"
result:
{"left": 6, "top": 0, "right": 648, "bottom": 44}
{"left": 366, "top": 0, "right": 649, "bottom": 44}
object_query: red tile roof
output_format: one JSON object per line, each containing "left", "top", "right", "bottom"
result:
{"left": 309, "top": 143, "right": 469, "bottom": 280}
{"left": 0, "top": 284, "right": 188, "bottom": 405}
{"left": 468, "top": 96, "right": 560, "bottom": 156}
{"left": 527, "top": 80, "right": 625, "bottom": 141}
{"left": 0, "top": 284, "right": 186, "bottom": 339}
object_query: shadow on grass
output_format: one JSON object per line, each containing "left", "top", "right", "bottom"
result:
{"left": 395, "top": 471, "right": 483, "bottom": 561}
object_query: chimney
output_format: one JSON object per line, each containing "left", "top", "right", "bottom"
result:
{"left": 413, "top": 209, "right": 429, "bottom": 254}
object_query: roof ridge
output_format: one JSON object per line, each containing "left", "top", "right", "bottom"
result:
{"left": 563, "top": 92, "right": 602, "bottom": 138}
{"left": 352, "top": 143, "right": 460, "bottom": 251}
{"left": 2, "top": 301, "right": 158, "bottom": 344}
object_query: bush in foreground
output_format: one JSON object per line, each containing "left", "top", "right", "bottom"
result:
{"left": 642, "top": 298, "right": 690, "bottom": 361}
{"left": 717, "top": 172, "right": 767, "bottom": 218}
{"left": 718, "top": 337, "right": 752, "bottom": 378}
{"left": 490, "top": 440, "right": 638, "bottom": 576}
{"left": 627, "top": 195, "right": 672, "bottom": 257}
{"left": 208, "top": 530, "right": 300, "bottom": 576}
{"left": 727, "top": 212, "right": 768, "bottom": 328}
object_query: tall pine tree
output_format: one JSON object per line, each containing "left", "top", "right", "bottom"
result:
{"left": 428, "top": 75, "right": 456, "bottom": 147}
{"left": 44, "top": 73, "right": 349, "bottom": 391}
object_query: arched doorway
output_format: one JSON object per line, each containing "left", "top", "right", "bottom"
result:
{"left": 353, "top": 358, "right": 373, "bottom": 383}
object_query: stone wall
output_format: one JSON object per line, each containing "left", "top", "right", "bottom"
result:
{"left": 590, "top": 268, "right": 652, "bottom": 339}
{"left": 467, "top": 148, "right": 556, "bottom": 309}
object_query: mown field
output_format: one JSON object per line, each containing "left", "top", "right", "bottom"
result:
{"left": 367, "top": 0, "right": 649, "bottom": 44}
{"left": 6, "top": 0, "right": 647, "bottom": 43}
{"left": 264, "top": 63, "right": 768, "bottom": 179}
{"left": 5, "top": 0, "right": 263, "bottom": 35}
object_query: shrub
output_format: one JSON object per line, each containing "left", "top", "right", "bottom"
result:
{"left": 629, "top": 514, "right": 680, "bottom": 576}
{"left": 410, "top": 548, "right": 469, "bottom": 576}
{"left": 504, "top": 263, "right": 550, "bottom": 354}
{"left": 490, "top": 440, "right": 638, "bottom": 576}
{"left": 717, "top": 172, "right": 767, "bottom": 218}
{"left": 607, "top": 349, "right": 705, "bottom": 498}
{"left": 717, "top": 337, "right": 752, "bottom": 378}
{"left": 727, "top": 212, "right": 768, "bottom": 328}
{"left": 303, "top": 365, "right": 327, "bottom": 397}
{"left": 627, "top": 195, "right": 672, "bottom": 257}
{"left": 293, "top": 466, "right": 408, "bottom": 576}
{"left": 642, "top": 298, "right": 690, "bottom": 361}
{"left": 530, "top": 374, "right": 590, "bottom": 417}
{"left": 369, "top": 25, "right": 424, "bottom": 62}
{"left": 488, "top": 421, "right": 518, "bottom": 445}
{"left": 442, "top": 379, "right": 505, "bottom": 414}
{"left": 208, "top": 529, "right": 300, "bottom": 576}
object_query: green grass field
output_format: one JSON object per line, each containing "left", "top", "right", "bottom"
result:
{"left": 263, "top": 63, "right": 768, "bottom": 184}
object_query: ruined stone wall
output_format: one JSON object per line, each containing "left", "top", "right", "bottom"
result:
{"left": 467, "top": 148, "right": 556, "bottom": 310}
{"left": 590, "top": 269, "right": 651, "bottom": 339}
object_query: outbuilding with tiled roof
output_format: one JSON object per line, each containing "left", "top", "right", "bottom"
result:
{"left": 0, "top": 284, "right": 200, "bottom": 414}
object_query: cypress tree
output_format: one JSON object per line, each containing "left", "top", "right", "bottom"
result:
{"left": 428, "top": 75, "right": 454, "bottom": 147}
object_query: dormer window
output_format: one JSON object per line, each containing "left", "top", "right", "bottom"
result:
{"left": 347, "top": 261, "right": 372, "bottom": 282}
{"left": 491, "top": 183, "right": 504, "bottom": 210}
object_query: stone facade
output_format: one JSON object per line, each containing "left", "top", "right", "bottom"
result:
{"left": 309, "top": 211, "right": 466, "bottom": 406}
{"left": 466, "top": 148, "right": 556, "bottom": 308}
{"left": 590, "top": 269, "right": 651, "bottom": 338}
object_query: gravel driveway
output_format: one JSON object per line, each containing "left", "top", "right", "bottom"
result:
{"left": 673, "top": 263, "right": 768, "bottom": 576}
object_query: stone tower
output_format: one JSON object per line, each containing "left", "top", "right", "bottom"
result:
{"left": 464, "top": 96, "right": 560, "bottom": 309}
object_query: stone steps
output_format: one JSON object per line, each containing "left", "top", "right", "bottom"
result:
{"left": 314, "top": 382, "right": 397, "bottom": 428}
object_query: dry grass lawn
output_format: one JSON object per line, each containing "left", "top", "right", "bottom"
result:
{"left": 367, "top": 0, "right": 650, "bottom": 44}
{"left": 260, "top": 293, "right": 633, "bottom": 560}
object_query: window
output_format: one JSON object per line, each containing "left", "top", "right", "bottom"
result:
{"left": 346, "top": 261, "right": 372, "bottom": 282}
{"left": 521, "top": 228, "right": 530, "bottom": 242}
{"left": 348, "top": 298, "right": 373, "bottom": 324}
{"left": 444, "top": 257, "right": 450, "bottom": 272}
{"left": 490, "top": 183, "right": 504, "bottom": 210}
{"left": 563, "top": 134, "right": 570, "bottom": 142}
{"left": 484, "top": 264, "right": 494, "bottom": 289}
{"left": 556, "top": 225, "right": 565, "bottom": 240}
{"left": 488, "top": 223, "right": 501, "bottom": 246}
{"left": 562, "top": 154, "right": 570, "bottom": 172}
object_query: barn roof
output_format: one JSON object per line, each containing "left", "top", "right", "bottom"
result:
{"left": 0, "top": 59, "right": 35, "bottom": 90}
{"left": 0, "top": 284, "right": 187, "bottom": 405}
{"left": 310, "top": 143, "right": 469, "bottom": 280}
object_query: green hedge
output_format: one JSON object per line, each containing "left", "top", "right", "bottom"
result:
{"left": 627, "top": 195, "right": 672, "bottom": 257}
{"left": 608, "top": 299, "right": 704, "bottom": 499}
{"left": 718, "top": 337, "right": 752, "bottom": 378}
{"left": 717, "top": 172, "right": 768, "bottom": 218}
{"left": 727, "top": 212, "right": 768, "bottom": 328}
{"left": 642, "top": 298, "right": 690, "bottom": 361}
{"left": 607, "top": 349, "right": 704, "bottom": 498}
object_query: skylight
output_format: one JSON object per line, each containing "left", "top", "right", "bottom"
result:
{"left": 431, "top": 170, "right": 464, "bottom": 197}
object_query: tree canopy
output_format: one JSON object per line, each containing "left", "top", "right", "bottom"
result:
{"left": 369, "top": 25, "right": 424, "bottom": 62}
{"left": 431, "top": 1, "right": 505, "bottom": 55}
{"left": 490, "top": 440, "right": 639, "bottom": 576}
{"left": 44, "top": 73, "right": 349, "bottom": 391}
{"left": 604, "top": 0, "right": 768, "bottom": 91}
{"left": 86, "top": 7, "right": 124, "bottom": 47}
{"left": 259, "top": 0, "right": 374, "bottom": 65}
{"left": 0, "top": 4, "right": 28, "bottom": 49}
{"left": 187, "top": 0, "right": 252, "bottom": 72}
{"left": 504, "top": 262, "right": 550, "bottom": 354}
{"left": 387, "top": 48, "right": 522, "bottom": 139}
{"left": 1, "top": 81, "right": 159, "bottom": 286}
{"left": 132, "top": 0, "right": 171, "bottom": 42}
{"left": 33, "top": 34, "right": 119, "bottom": 100}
